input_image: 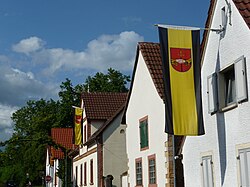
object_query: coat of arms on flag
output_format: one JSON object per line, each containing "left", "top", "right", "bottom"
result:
{"left": 170, "top": 48, "right": 192, "bottom": 72}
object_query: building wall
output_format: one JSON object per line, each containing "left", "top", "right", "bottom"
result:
{"left": 102, "top": 112, "right": 128, "bottom": 187}
{"left": 73, "top": 150, "right": 98, "bottom": 187}
{"left": 45, "top": 149, "right": 54, "bottom": 187}
{"left": 126, "top": 51, "right": 167, "bottom": 187}
{"left": 80, "top": 118, "right": 101, "bottom": 155}
{"left": 91, "top": 120, "right": 105, "bottom": 135}
{"left": 183, "top": 0, "right": 250, "bottom": 186}
{"left": 53, "top": 159, "right": 61, "bottom": 187}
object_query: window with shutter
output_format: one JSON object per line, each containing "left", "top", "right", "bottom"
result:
{"left": 201, "top": 155, "right": 214, "bottom": 187}
{"left": 207, "top": 73, "right": 218, "bottom": 113}
{"left": 235, "top": 56, "right": 247, "bottom": 102}
{"left": 238, "top": 148, "right": 250, "bottom": 187}
{"left": 216, "top": 55, "right": 247, "bottom": 111}
{"left": 139, "top": 116, "right": 149, "bottom": 150}
{"left": 218, "top": 64, "right": 236, "bottom": 109}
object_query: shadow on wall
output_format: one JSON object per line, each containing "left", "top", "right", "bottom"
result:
{"left": 215, "top": 50, "right": 227, "bottom": 186}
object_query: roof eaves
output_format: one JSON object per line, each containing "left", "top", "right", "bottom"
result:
{"left": 233, "top": 0, "right": 250, "bottom": 29}
{"left": 201, "top": 0, "right": 218, "bottom": 65}
{"left": 85, "top": 104, "right": 125, "bottom": 146}
{"left": 121, "top": 44, "right": 140, "bottom": 124}
{"left": 139, "top": 42, "right": 164, "bottom": 100}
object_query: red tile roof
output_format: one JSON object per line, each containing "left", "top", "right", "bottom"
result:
{"left": 233, "top": 0, "right": 250, "bottom": 29}
{"left": 138, "top": 42, "right": 165, "bottom": 100}
{"left": 51, "top": 128, "right": 75, "bottom": 159}
{"left": 122, "top": 42, "right": 164, "bottom": 125}
{"left": 85, "top": 104, "right": 125, "bottom": 145}
{"left": 122, "top": 42, "right": 184, "bottom": 153}
{"left": 82, "top": 92, "right": 127, "bottom": 120}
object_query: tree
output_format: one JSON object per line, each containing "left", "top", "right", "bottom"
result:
{"left": 84, "top": 68, "right": 130, "bottom": 92}
{"left": 0, "top": 99, "right": 60, "bottom": 186}
{"left": 58, "top": 78, "right": 84, "bottom": 127}
{"left": 0, "top": 80, "right": 82, "bottom": 186}
{"left": 0, "top": 68, "right": 130, "bottom": 186}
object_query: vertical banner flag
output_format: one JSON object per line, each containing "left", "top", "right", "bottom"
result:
{"left": 158, "top": 25, "right": 205, "bottom": 136}
{"left": 74, "top": 107, "right": 83, "bottom": 145}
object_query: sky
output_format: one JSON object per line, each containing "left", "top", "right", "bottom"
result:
{"left": 0, "top": 0, "right": 210, "bottom": 142}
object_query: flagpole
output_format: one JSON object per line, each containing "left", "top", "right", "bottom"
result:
{"left": 172, "top": 135, "right": 176, "bottom": 187}
{"left": 154, "top": 24, "right": 224, "bottom": 33}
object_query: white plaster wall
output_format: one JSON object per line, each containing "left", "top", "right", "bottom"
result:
{"left": 80, "top": 120, "right": 99, "bottom": 155}
{"left": 91, "top": 120, "right": 105, "bottom": 135}
{"left": 80, "top": 119, "right": 88, "bottom": 155}
{"left": 183, "top": 0, "right": 250, "bottom": 186}
{"left": 45, "top": 149, "right": 54, "bottom": 187}
{"left": 126, "top": 51, "right": 167, "bottom": 187}
{"left": 73, "top": 151, "right": 98, "bottom": 187}
{"left": 103, "top": 112, "right": 128, "bottom": 186}
{"left": 53, "top": 159, "right": 61, "bottom": 187}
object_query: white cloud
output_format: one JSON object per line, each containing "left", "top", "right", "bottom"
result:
{"left": 12, "top": 36, "right": 45, "bottom": 55}
{"left": 29, "top": 31, "right": 143, "bottom": 76}
{"left": 0, "top": 63, "right": 59, "bottom": 141}
{"left": 0, "top": 61, "right": 58, "bottom": 142}
{"left": 1, "top": 31, "right": 143, "bottom": 141}
{"left": 0, "top": 62, "right": 58, "bottom": 106}
{"left": 0, "top": 104, "right": 18, "bottom": 142}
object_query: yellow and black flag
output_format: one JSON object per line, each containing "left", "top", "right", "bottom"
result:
{"left": 74, "top": 107, "right": 83, "bottom": 145}
{"left": 158, "top": 25, "right": 205, "bottom": 136}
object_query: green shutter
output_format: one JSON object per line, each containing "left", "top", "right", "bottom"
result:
{"left": 140, "top": 120, "right": 148, "bottom": 149}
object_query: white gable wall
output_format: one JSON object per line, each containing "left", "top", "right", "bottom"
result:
{"left": 183, "top": 0, "right": 250, "bottom": 186}
{"left": 74, "top": 104, "right": 98, "bottom": 187}
{"left": 126, "top": 51, "right": 167, "bottom": 186}
{"left": 73, "top": 151, "right": 98, "bottom": 187}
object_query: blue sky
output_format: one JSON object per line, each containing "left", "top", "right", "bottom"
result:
{"left": 0, "top": 0, "right": 210, "bottom": 141}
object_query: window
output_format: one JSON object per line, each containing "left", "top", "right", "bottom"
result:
{"left": 148, "top": 154, "right": 157, "bottom": 186}
{"left": 139, "top": 116, "right": 149, "bottom": 150}
{"left": 90, "top": 159, "right": 94, "bottom": 185}
{"left": 207, "top": 73, "right": 218, "bottom": 113}
{"left": 207, "top": 56, "right": 247, "bottom": 113}
{"left": 201, "top": 156, "right": 214, "bottom": 187}
{"left": 221, "top": 65, "right": 236, "bottom": 106}
{"left": 75, "top": 166, "right": 78, "bottom": 187}
{"left": 84, "top": 162, "right": 87, "bottom": 186}
{"left": 84, "top": 125, "right": 87, "bottom": 143}
{"left": 238, "top": 148, "right": 250, "bottom": 186}
{"left": 135, "top": 158, "right": 143, "bottom": 186}
{"left": 221, "top": 7, "right": 226, "bottom": 29}
{"left": 80, "top": 164, "right": 83, "bottom": 186}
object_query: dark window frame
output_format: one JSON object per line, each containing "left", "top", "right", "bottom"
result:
{"left": 139, "top": 116, "right": 149, "bottom": 151}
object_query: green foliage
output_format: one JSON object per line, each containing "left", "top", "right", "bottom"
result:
{"left": 84, "top": 68, "right": 130, "bottom": 92}
{"left": 0, "top": 79, "right": 82, "bottom": 186}
{"left": 0, "top": 69, "right": 129, "bottom": 186}
{"left": 56, "top": 158, "right": 72, "bottom": 187}
{"left": 58, "top": 78, "right": 83, "bottom": 128}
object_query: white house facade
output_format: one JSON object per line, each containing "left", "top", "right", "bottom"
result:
{"left": 124, "top": 42, "right": 173, "bottom": 187}
{"left": 72, "top": 92, "right": 127, "bottom": 187}
{"left": 182, "top": 0, "right": 250, "bottom": 186}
